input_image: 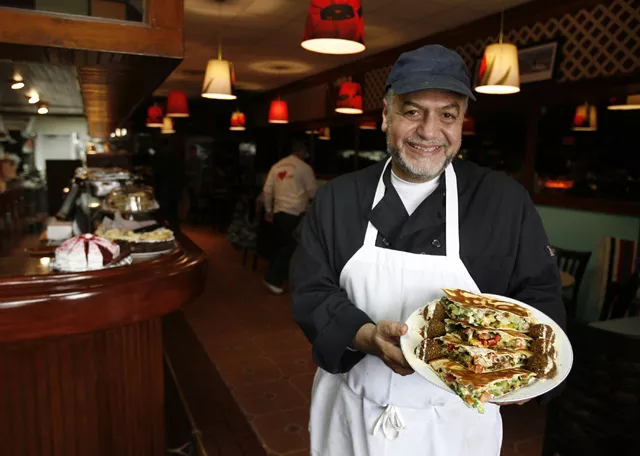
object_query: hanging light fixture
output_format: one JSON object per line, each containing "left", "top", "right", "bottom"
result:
{"left": 359, "top": 121, "right": 377, "bottom": 130}
{"left": 201, "top": 13, "right": 236, "bottom": 101}
{"left": 318, "top": 127, "right": 331, "bottom": 140}
{"left": 27, "top": 91, "right": 39, "bottom": 104}
{"left": 474, "top": 11, "right": 520, "bottom": 95}
{"left": 202, "top": 60, "right": 236, "bottom": 100}
{"left": 572, "top": 103, "right": 597, "bottom": 131}
{"left": 166, "top": 90, "right": 190, "bottom": 117}
{"left": 335, "top": 79, "right": 363, "bottom": 114}
{"left": 607, "top": 94, "right": 640, "bottom": 110}
{"left": 10, "top": 74, "right": 24, "bottom": 90}
{"left": 37, "top": 102, "right": 49, "bottom": 115}
{"left": 301, "top": 0, "right": 365, "bottom": 55}
{"left": 268, "top": 98, "right": 289, "bottom": 124}
{"left": 146, "top": 105, "right": 164, "bottom": 127}
{"left": 161, "top": 116, "right": 175, "bottom": 134}
{"left": 229, "top": 110, "right": 246, "bottom": 131}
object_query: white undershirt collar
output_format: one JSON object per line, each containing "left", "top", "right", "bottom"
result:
{"left": 390, "top": 170, "right": 440, "bottom": 216}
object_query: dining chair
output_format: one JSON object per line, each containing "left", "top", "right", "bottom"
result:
{"left": 599, "top": 268, "right": 639, "bottom": 320}
{"left": 592, "top": 237, "right": 639, "bottom": 321}
{"left": 552, "top": 246, "right": 592, "bottom": 319}
{"left": 542, "top": 321, "right": 639, "bottom": 456}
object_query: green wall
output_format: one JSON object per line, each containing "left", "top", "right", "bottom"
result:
{"left": 535, "top": 205, "right": 640, "bottom": 321}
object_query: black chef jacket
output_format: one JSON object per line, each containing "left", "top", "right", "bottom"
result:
{"left": 290, "top": 159, "right": 564, "bottom": 376}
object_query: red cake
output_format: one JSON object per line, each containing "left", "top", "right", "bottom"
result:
{"left": 55, "top": 234, "right": 120, "bottom": 271}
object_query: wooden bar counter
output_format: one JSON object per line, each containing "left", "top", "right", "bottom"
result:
{"left": 0, "top": 234, "right": 206, "bottom": 455}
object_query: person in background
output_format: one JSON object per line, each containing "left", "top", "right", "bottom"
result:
{"left": 262, "top": 140, "right": 317, "bottom": 294}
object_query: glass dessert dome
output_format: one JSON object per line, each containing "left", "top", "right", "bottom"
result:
{"left": 104, "top": 184, "right": 159, "bottom": 213}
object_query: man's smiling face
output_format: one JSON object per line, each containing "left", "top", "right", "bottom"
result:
{"left": 382, "top": 89, "right": 466, "bottom": 183}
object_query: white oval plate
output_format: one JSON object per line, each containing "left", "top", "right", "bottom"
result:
{"left": 131, "top": 248, "right": 175, "bottom": 261}
{"left": 400, "top": 294, "right": 573, "bottom": 404}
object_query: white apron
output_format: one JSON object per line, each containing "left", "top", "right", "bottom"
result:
{"left": 309, "top": 159, "right": 502, "bottom": 456}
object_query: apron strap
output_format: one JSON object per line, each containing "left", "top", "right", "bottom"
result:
{"left": 444, "top": 164, "right": 460, "bottom": 259}
{"left": 363, "top": 158, "right": 392, "bottom": 246}
{"left": 372, "top": 404, "right": 406, "bottom": 440}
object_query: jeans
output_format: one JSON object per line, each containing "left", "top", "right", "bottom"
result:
{"left": 265, "top": 212, "right": 302, "bottom": 287}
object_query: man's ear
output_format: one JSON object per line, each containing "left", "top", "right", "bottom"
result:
{"left": 381, "top": 99, "right": 388, "bottom": 133}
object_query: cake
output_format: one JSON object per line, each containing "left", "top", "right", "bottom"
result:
{"left": 97, "top": 227, "right": 175, "bottom": 253}
{"left": 54, "top": 234, "right": 120, "bottom": 271}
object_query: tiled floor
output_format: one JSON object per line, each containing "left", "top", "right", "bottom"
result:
{"left": 182, "top": 226, "right": 546, "bottom": 456}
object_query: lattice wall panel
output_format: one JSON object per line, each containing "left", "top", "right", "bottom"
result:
{"left": 364, "top": 65, "right": 392, "bottom": 111}
{"left": 364, "top": 0, "right": 639, "bottom": 111}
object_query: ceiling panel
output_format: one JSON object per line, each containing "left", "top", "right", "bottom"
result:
{"left": 0, "top": 60, "right": 83, "bottom": 115}
{"left": 367, "top": 0, "right": 450, "bottom": 21}
{"left": 157, "top": 0, "right": 535, "bottom": 96}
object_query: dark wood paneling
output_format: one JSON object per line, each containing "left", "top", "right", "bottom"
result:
{"left": 0, "top": 1, "right": 184, "bottom": 137}
{"left": 0, "top": 228, "right": 205, "bottom": 455}
{"left": 0, "top": 318, "right": 164, "bottom": 456}
{"left": 0, "top": 232, "right": 207, "bottom": 342}
{"left": 0, "top": 42, "right": 180, "bottom": 137}
{"left": 145, "top": 0, "right": 183, "bottom": 31}
{"left": 0, "top": 6, "right": 183, "bottom": 57}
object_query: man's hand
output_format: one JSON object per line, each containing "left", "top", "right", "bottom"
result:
{"left": 352, "top": 321, "right": 414, "bottom": 376}
{"left": 265, "top": 212, "right": 274, "bottom": 223}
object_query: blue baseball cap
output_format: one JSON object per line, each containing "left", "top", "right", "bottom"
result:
{"left": 385, "top": 44, "right": 476, "bottom": 101}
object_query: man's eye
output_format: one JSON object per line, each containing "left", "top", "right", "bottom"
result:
{"left": 404, "top": 110, "right": 420, "bottom": 117}
{"left": 442, "top": 113, "right": 456, "bottom": 120}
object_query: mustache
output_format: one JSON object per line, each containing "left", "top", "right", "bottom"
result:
{"left": 404, "top": 138, "right": 448, "bottom": 148}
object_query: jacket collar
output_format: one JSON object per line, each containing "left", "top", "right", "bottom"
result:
{"left": 366, "top": 160, "right": 448, "bottom": 246}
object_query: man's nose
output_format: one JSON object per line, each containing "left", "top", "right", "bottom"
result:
{"left": 415, "top": 114, "right": 439, "bottom": 139}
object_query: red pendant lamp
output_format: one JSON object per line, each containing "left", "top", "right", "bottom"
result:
{"left": 230, "top": 110, "right": 246, "bottom": 131}
{"left": 359, "top": 120, "right": 376, "bottom": 130}
{"left": 301, "top": 0, "right": 365, "bottom": 55}
{"left": 268, "top": 99, "right": 289, "bottom": 124}
{"left": 146, "top": 105, "right": 163, "bottom": 127}
{"left": 571, "top": 103, "right": 598, "bottom": 131}
{"left": 335, "top": 80, "right": 363, "bottom": 114}
{"left": 166, "top": 90, "right": 189, "bottom": 118}
{"left": 318, "top": 127, "right": 331, "bottom": 140}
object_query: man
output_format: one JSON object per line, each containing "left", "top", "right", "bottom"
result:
{"left": 263, "top": 140, "right": 317, "bottom": 294}
{"left": 290, "top": 45, "right": 564, "bottom": 455}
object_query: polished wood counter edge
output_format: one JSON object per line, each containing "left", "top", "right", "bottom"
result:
{"left": 0, "top": 233, "right": 207, "bottom": 343}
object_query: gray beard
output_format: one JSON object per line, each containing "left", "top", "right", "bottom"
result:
{"left": 387, "top": 140, "right": 454, "bottom": 182}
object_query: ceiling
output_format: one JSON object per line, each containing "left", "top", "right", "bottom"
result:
{"left": 156, "top": 0, "right": 533, "bottom": 97}
{"left": 0, "top": 60, "right": 84, "bottom": 116}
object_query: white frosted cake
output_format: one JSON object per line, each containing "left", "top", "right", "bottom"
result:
{"left": 54, "top": 234, "right": 120, "bottom": 272}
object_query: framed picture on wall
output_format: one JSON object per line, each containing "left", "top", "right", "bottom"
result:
{"left": 518, "top": 41, "right": 559, "bottom": 83}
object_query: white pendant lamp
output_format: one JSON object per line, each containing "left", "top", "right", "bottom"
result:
{"left": 201, "top": 35, "right": 236, "bottom": 100}
{"left": 161, "top": 116, "right": 175, "bottom": 134}
{"left": 474, "top": 11, "right": 520, "bottom": 95}
{"left": 607, "top": 94, "right": 640, "bottom": 110}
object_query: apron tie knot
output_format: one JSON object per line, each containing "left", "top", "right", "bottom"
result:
{"left": 372, "top": 404, "right": 406, "bottom": 440}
